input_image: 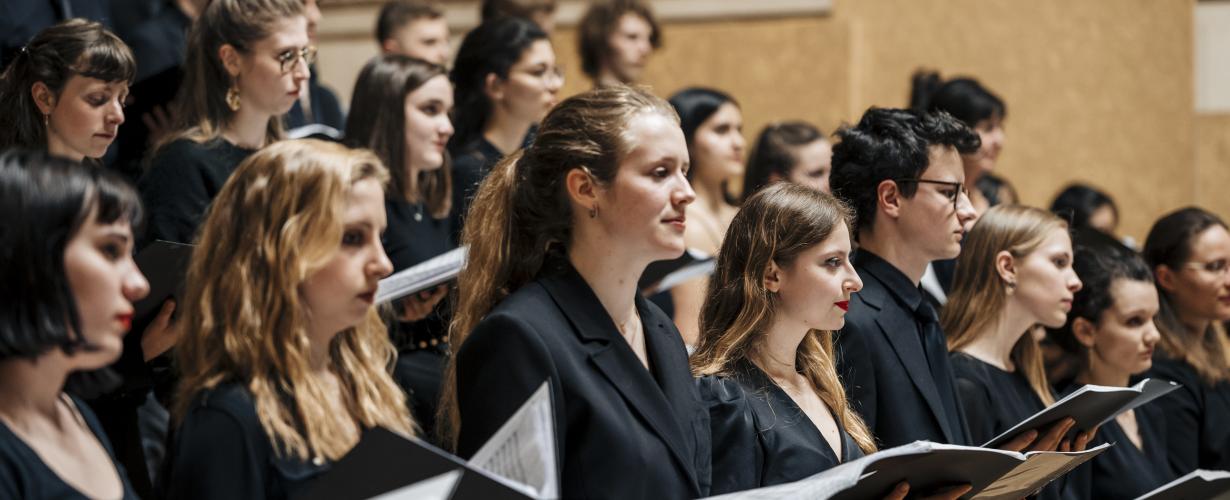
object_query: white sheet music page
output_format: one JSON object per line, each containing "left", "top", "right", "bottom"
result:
{"left": 371, "top": 469, "right": 463, "bottom": 500}
{"left": 468, "top": 381, "right": 558, "bottom": 499}
{"left": 375, "top": 246, "right": 468, "bottom": 304}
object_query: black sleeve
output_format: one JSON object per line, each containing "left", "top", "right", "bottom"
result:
{"left": 698, "top": 376, "right": 762, "bottom": 495}
{"left": 165, "top": 405, "right": 265, "bottom": 499}
{"left": 454, "top": 312, "right": 562, "bottom": 460}
{"left": 953, "top": 375, "right": 994, "bottom": 446}
{"left": 138, "top": 141, "right": 211, "bottom": 245}
{"left": 1149, "top": 361, "right": 1203, "bottom": 476}
{"left": 835, "top": 322, "right": 878, "bottom": 431}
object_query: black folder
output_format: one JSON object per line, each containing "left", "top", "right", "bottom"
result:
{"left": 131, "top": 240, "right": 194, "bottom": 325}
{"left": 639, "top": 249, "right": 715, "bottom": 294}
{"left": 295, "top": 427, "right": 531, "bottom": 500}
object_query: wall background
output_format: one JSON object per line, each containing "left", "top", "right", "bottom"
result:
{"left": 318, "top": 0, "right": 1219, "bottom": 241}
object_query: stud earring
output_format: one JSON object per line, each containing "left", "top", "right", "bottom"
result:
{"left": 225, "top": 85, "right": 241, "bottom": 112}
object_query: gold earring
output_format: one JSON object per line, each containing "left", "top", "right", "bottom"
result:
{"left": 225, "top": 85, "right": 241, "bottom": 112}
{"left": 588, "top": 205, "right": 598, "bottom": 218}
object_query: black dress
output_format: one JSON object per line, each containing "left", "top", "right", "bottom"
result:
{"left": 383, "top": 196, "right": 455, "bottom": 440}
{"left": 1058, "top": 383, "right": 1174, "bottom": 499}
{"left": 164, "top": 382, "right": 332, "bottom": 499}
{"left": 138, "top": 137, "right": 257, "bottom": 245}
{"left": 699, "top": 360, "right": 864, "bottom": 495}
{"left": 950, "top": 352, "right": 1085, "bottom": 500}
{"left": 454, "top": 257, "right": 711, "bottom": 498}
{"left": 0, "top": 395, "right": 139, "bottom": 499}
{"left": 1146, "top": 354, "right": 1230, "bottom": 474}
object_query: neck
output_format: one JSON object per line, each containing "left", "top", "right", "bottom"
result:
{"left": 0, "top": 354, "right": 72, "bottom": 425}
{"left": 693, "top": 173, "right": 729, "bottom": 212}
{"left": 858, "top": 228, "right": 930, "bottom": 285}
{"left": 45, "top": 137, "right": 85, "bottom": 163}
{"left": 753, "top": 318, "right": 808, "bottom": 380}
{"left": 1176, "top": 310, "right": 1212, "bottom": 339}
{"left": 595, "top": 70, "right": 625, "bottom": 87}
{"left": 568, "top": 230, "right": 645, "bottom": 338}
{"left": 483, "top": 110, "right": 533, "bottom": 156}
{"left": 304, "top": 324, "right": 336, "bottom": 374}
{"left": 960, "top": 302, "right": 1033, "bottom": 371}
{"left": 1078, "top": 362, "right": 1131, "bottom": 388}
{"left": 222, "top": 107, "right": 271, "bottom": 150}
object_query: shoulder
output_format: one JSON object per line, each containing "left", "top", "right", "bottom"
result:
{"left": 179, "top": 383, "right": 263, "bottom": 436}
{"left": 461, "top": 286, "right": 558, "bottom": 356}
{"left": 697, "top": 375, "right": 751, "bottom": 408}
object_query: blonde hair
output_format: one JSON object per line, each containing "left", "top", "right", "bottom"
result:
{"left": 691, "top": 183, "right": 877, "bottom": 454}
{"left": 174, "top": 140, "right": 413, "bottom": 461}
{"left": 942, "top": 205, "right": 1069, "bottom": 406}
{"left": 438, "top": 86, "right": 677, "bottom": 448}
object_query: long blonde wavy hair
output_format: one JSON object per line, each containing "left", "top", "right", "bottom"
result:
{"left": 941, "top": 204, "right": 1069, "bottom": 406}
{"left": 174, "top": 139, "right": 414, "bottom": 461}
{"left": 691, "top": 183, "right": 877, "bottom": 454}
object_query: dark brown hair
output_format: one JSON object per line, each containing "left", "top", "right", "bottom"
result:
{"left": 438, "top": 85, "right": 678, "bottom": 447}
{"left": 375, "top": 0, "right": 443, "bottom": 44}
{"left": 481, "top": 0, "right": 557, "bottom": 23}
{"left": 741, "top": 121, "right": 825, "bottom": 202}
{"left": 345, "top": 55, "right": 451, "bottom": 218}
{"left": 577, "top": 0, "right": 661, "bottom": 78}
{"left": 0, "top": 19, "right": 135, "bottom": 153}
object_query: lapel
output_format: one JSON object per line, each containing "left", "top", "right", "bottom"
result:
{"left": 538, "top": 264, "right": 700, "bottom": 493}
{"left": 862, "top": 272, "right": 957, "bottom": 444}
{"left": 735, "top": 361, "right": 841, "bottom": 464}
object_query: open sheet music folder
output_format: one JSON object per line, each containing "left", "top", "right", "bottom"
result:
{"left": 982, "top": 378, "right": 1181, "bottom": 448}
{"left": 1136, "top": 469, "right": 1230, "bottom": 500}
{"left": 639, "top": 248, "right": 716, "bottom": 294}
{"left": 131, "top": 240, "right": 194, "bottom": 324}
{"left": 376, "top": 247, "right": 467, "bottom": 304}
{"left": 704, "top": 441, "right": 1109, "bottom": 500}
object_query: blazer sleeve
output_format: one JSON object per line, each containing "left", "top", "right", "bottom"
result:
{"left": 834, "top": 321, "right": 878, "bottom": 430}
{"left": 165, "top": 405, "right": 264, "bottom": 499}
{"left": 454, "top": 311, "right": 561, "bottom": 460}
{"left": 697, "top": 376, "right": 761, "bottom": 495}
{"left": 1149, "top": 361, "right": 1203, "bottom": 476}
{"left": 953, "top": 375, "right": 995, "bottom": 446}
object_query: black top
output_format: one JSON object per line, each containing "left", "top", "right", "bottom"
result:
{"left": 454, "top": 257, "right": 711, "bottom": 499}
{"left": 1147, "top": 354, "right": 1230, "bottom": 474}
{"left": 164, "top": 382, "right": 332, "bottom": 499}
{"left": 448, "top": 137, "right": 504, "bottom": 239}
{"left": 1058, "top": 382, "right": 1174, "bottom": 500}
{"left": 699, "top": 361, "right": 864, "bottom": 495}
{"left": 284, "top": 70, "right": 345, "bottom": 134}
{"left": 0, "top": 395, "right": 139, "bottom": 500}
{"left": 834, "top": 250, "right": 972, "bottom": 447}
{"left": 138, "top": 138, "right": 257, "bottom": 245}
{"left": 950, "top": 352, "right": 1084, "bottom": 500}
{"left": 383, "top": 196, "right": 456, "bottom": 440}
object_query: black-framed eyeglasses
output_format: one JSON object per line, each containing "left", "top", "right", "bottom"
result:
{"left": 276, "top": 46, "right": 317, "bottom": 73}
{"left": 895, "top": 178, "right": 968, "bottom": 212}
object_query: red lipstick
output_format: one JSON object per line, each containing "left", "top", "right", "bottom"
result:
{"left": 116, "top": 313, "right": 133, "bottom": 330}
{"left": 835, "top": 300, "right": 849, "bottom": 312}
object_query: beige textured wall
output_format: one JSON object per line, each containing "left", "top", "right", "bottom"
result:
{"left": 319, "top": 0, "right": 1204, "bottom": 240}
{"left": 1195, "top": 114, "right": 1230, "bottom": 222}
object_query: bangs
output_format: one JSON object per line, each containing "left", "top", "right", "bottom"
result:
{"left": 73, "top": 33, "right": 136, "bottom": 84}
{"left": 79, "top": 168, "right": 144, "bottom": 235}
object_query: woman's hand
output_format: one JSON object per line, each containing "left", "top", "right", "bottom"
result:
{"left": 998, "top": 417, "right": 1075, "bottom": 453}
{"left": 140, "top": 299, "right": 179, "bottom": 362}
{"left": 399, "top": 285, "right": 448, "bottom": 322}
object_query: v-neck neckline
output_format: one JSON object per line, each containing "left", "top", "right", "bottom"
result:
{"left": 741, "top": 361, "right": 846, "bottom": 463}
{"left": 0, "top": 395, "right": 126, "bottom": 499}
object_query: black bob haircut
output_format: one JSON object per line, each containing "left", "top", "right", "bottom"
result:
{"left": 1046, "top": 228, "right": 1153, "bottom": 361}
{"left": 667, "top": 87, "right": 737, "bottom": 181}
{"left": 0, "top": 149, "right": 143, "bottom": 396}
{"left": 1050, "top": 183, "right": 1118, "bottom": 232}
{"left": 829, "top": 107, "right": 980, "bottom": 235}
{"left": 910, "top": 70, "right": 1006, "bottom": 128}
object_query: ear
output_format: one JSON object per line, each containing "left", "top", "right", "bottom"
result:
{"left": 763, "top": 260, "right": 783, "bottom": 293}
{"left": 564, "top": 167, "right": 599, "bottom": 215}
{"left": 483, "top": 73, "right": 505, "bottom": 103}
{"left": 1155, "top": 264, "right": 1178, "bottom": 293}
{"left": 876, "top": 179, "right": 902, "bottom": 220}
{"left": 30, "top": 81, "right": 55, "bottom": 115}
{"left": 218, "top": 43, "right": 243, "bottom": 78}
{"left": 994, "top": 250, "right": 1016, "bottom": 284}
{"left": 380, "top": 38, "right": 400, "bottom": 54}
{"left": 1072, "top": 317, "right": 1097, "bottom": 348}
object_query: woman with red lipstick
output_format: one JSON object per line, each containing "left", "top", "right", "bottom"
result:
{"left": 165, "top": 140, "right": 414, "bottom": 499}
{"left": 140, "top": 0, "right": 311, "bottom": 245}
{"left": 942, "top": 205, "right": 1094, "bottom": 500}
{"left": 666, "top": 87, "right": 746, "bottom": 348}
{"left": 345, "top": 54, "right": 456, "bottom": 438}
{"left": 1142, "top": 207, "right": 1230, "bottom": 474}
{"left": 0, "top": 150, "right": 148, "bottom": 499}
{"left": 0, "top": 19, "right": 135, "bottom": 163}
{"left": 1045, "top": 230, "right": 1174, "bottom": 499}
{"left": 441, "top": 86, "right": 708, "bottom": 498}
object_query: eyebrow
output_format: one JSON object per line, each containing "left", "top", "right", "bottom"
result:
{"left": 99, "top": 229, "right": 132, "bottom": 244}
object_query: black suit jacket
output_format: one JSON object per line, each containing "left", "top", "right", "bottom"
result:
{"left": 834, "top": 251, "right": 972, "bottom": 447}
{"left": 454, "top": 259, "right": 710, "bottom": 499}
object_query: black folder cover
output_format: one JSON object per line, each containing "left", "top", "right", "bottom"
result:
{"left": 639, "top": 249, "right": 713, "bottom": 292}
{"left": 296, "top": 427, "right": 531, "bottom": 500}
{"left": 131, "top": 240, "right": 194, "bottom": 324}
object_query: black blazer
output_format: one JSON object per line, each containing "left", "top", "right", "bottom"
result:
{"left": 834, "top": 251, "right": 972, "bottom": 447}
{"left": 699, "top": 361, "right": 864, "bottom": 495}
{"left": 454, "top": 259, "right": 710, "bottom": 499}
{"left": 1147, "top": 355, "right": 1230, "bottom": 474}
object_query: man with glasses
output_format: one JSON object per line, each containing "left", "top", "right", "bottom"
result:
{"left": 829, "top": 107, "right": 982, "bottom": 448}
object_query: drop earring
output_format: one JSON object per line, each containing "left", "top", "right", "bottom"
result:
{"left": 588, "top": 204, "right": 598, "bottom": 218}
{"left": 226, "top": 85, "right": 241, "bottom": 112}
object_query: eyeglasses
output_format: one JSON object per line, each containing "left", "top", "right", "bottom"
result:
{"left": 276, "top": 46, "right": 317, "bottom": 73}
{"left": 895, "top": 178, "right": 969, "bottom": 212}
{"left": 514, "top": 65, "right": 565, "bottom": 85}
{"left": 1183, "top": 259, "right": 1230, "bottom": 277}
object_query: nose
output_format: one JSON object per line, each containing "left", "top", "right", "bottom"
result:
{"left": 674, "top": 171, "right": 696, "bottom": 206}
{"left": 293, "top": 57, "right": 311, "bottom": 82}
{"left": 955, "top": 188, "right": 978, "bottom": 224}
{"left": 733, "top": 132, "right": 746, "bottom": 155}
{"left": 546, "top": 72, "right": 563, "bottom": 93}
{"left": 1143, "top": 320, "right": 1161, "bottom": 346}
{"left": 372, "top": 244, "right": 394, "bottom": 279}
{"left": 124, "top": 263, "right": 151, "bottom": 303}
{"left": 1068, "top": 273, "right": 1083, "bottom": 293}
{"left": 845, "top": 264, "right": 863, "bottom": 294}
{"left": 440, "top": 115, "right": 455, "bottom": 139}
